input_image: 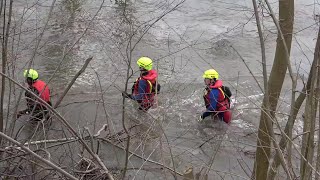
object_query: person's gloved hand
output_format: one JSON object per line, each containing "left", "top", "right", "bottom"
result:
{"left": 16, "top": 110, "right": 29, "bottom": 119}
{"left": 122, "top": 91, "right": 132, "bottom": 99}
{"left": 16, "top": 112, "right": 22, "bottom": 119}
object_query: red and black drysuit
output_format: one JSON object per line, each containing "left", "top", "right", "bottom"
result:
{"left": 131, "top": 69, "right": 158, "bottom": 111}
{"left": 202, "top": 80, "right": 232, "bottom": 124}
{"left": 18, "top": 80, "right": 52, "bottom": 121}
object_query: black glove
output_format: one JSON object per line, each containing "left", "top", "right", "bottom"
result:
{"left": 122, "top": 92, "right": 132, "bottom": 99}
{"left": 16, "top": 112, "right": 22, "bottom": 119}
{"left": 17, "top": 110, "right": 29, "bottom": 119}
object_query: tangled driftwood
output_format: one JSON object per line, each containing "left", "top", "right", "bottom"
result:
{"left": 74, "top": 157, "right": 109, "bottom": 180}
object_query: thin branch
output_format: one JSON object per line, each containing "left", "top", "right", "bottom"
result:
{"left": 0, "top": 132, "right": 77, "bottom": 180}
{"left": 231, "top": 45, "right": 264, "bottom": 93}
{"left": 53, "top": 56, "right": 93, "bottom": 108}
{"left": 98, "top": 137, "right": 184, "bottom": 177}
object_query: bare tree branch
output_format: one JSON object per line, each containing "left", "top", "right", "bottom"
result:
{"left": 0, "top": 131, "right": 77, "bottom": 180}
{"left": 53, "top": 56, "right": 93, "bottom": 108}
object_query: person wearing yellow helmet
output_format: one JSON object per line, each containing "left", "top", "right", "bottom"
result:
{"left": 17, "top": 69, "right": 52, "bottom": 121}
{"left": 122, "top": 57, "right": 160, "bottom": 111}
{"left": 199, "top": 69, "right": 232, "bottom": 124}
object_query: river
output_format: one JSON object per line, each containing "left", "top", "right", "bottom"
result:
{"left": 6, "top": 0, "right": 319, "bottom": 179}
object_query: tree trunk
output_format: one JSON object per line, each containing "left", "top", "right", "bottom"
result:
{"left": 300, "top": 24, "right": 320, "bottom": 180}
{"left": 0, "top": 0, "right": 13, "bottom": 143}
{"left": 300, "top": 71, "right": 318, "bottom": 180}
{"left": 267, "top": 26, "right": 320, "bottom": 179}
{"left": 252, "top": 0, "right": 294, "bottom": 179}
{"left": 315, "top": 50, "right": 320, "bottom": 180}
{"left": 316, "top": 85, "right": 320, "bottom": 180}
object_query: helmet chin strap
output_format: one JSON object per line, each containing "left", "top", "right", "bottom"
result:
{"left": 141, "top": 71, "right": 148, "bottom": 76}
{"left": 210, "top": 79, "right": 216, "bottom": 85}
{"left": 26, "top": 77, "right": 36, "bottom": 85}
{"left": 140, "top": 70, "right": 148, "bottom": 76}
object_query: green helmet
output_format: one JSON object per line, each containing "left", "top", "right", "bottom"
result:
{"left": 202, "top": 69, "right": 219, "bottom": 79}
{"left": 24, "top": 69, "right": 39, "bottom": 80}
{"left": 137, "top": 57, "right": 153, "bottom": 71}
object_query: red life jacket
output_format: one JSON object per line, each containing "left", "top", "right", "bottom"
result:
{"left": 203, "top": 80, "right": 232, "bottom": 123}
{"left": 203, "top": 80, "right": 229, "bottom": 112}
{"left": 133, "top": 70, "right": 158, "bottom": 110}
{"left": 32, "top": 80, "right": 51, "bottom": 103}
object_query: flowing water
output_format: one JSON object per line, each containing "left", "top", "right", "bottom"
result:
{"left": 5, "top": 0, "right": 320, "bottom": 179}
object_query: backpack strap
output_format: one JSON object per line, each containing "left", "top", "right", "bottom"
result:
{"left": 146, "top": 80, "right": 153, "bottom": 93}
{"left": 218, "top": 88, "right": 225, "bottom": 100}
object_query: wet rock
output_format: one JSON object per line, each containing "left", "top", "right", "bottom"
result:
{"left": 209, "top": 39, "right": 235, "bottom": 57}
{"left": 214, "top": 39, "right": 232, "bottom": 48}
{"left": 243, "top": 150, "right": 256, "bottom": 159}
{"left": 183, "top": 167, "right": 194, "bottom": 180}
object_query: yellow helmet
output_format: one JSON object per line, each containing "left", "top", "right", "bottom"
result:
{"left": 202, "top": 69, "right": 219, "bottom": 79}
{"left": 24, "top": 69, "right": 39, "bottom": 80}
{"left": 137, "top": 57, "right": 153, "bottom": 71}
